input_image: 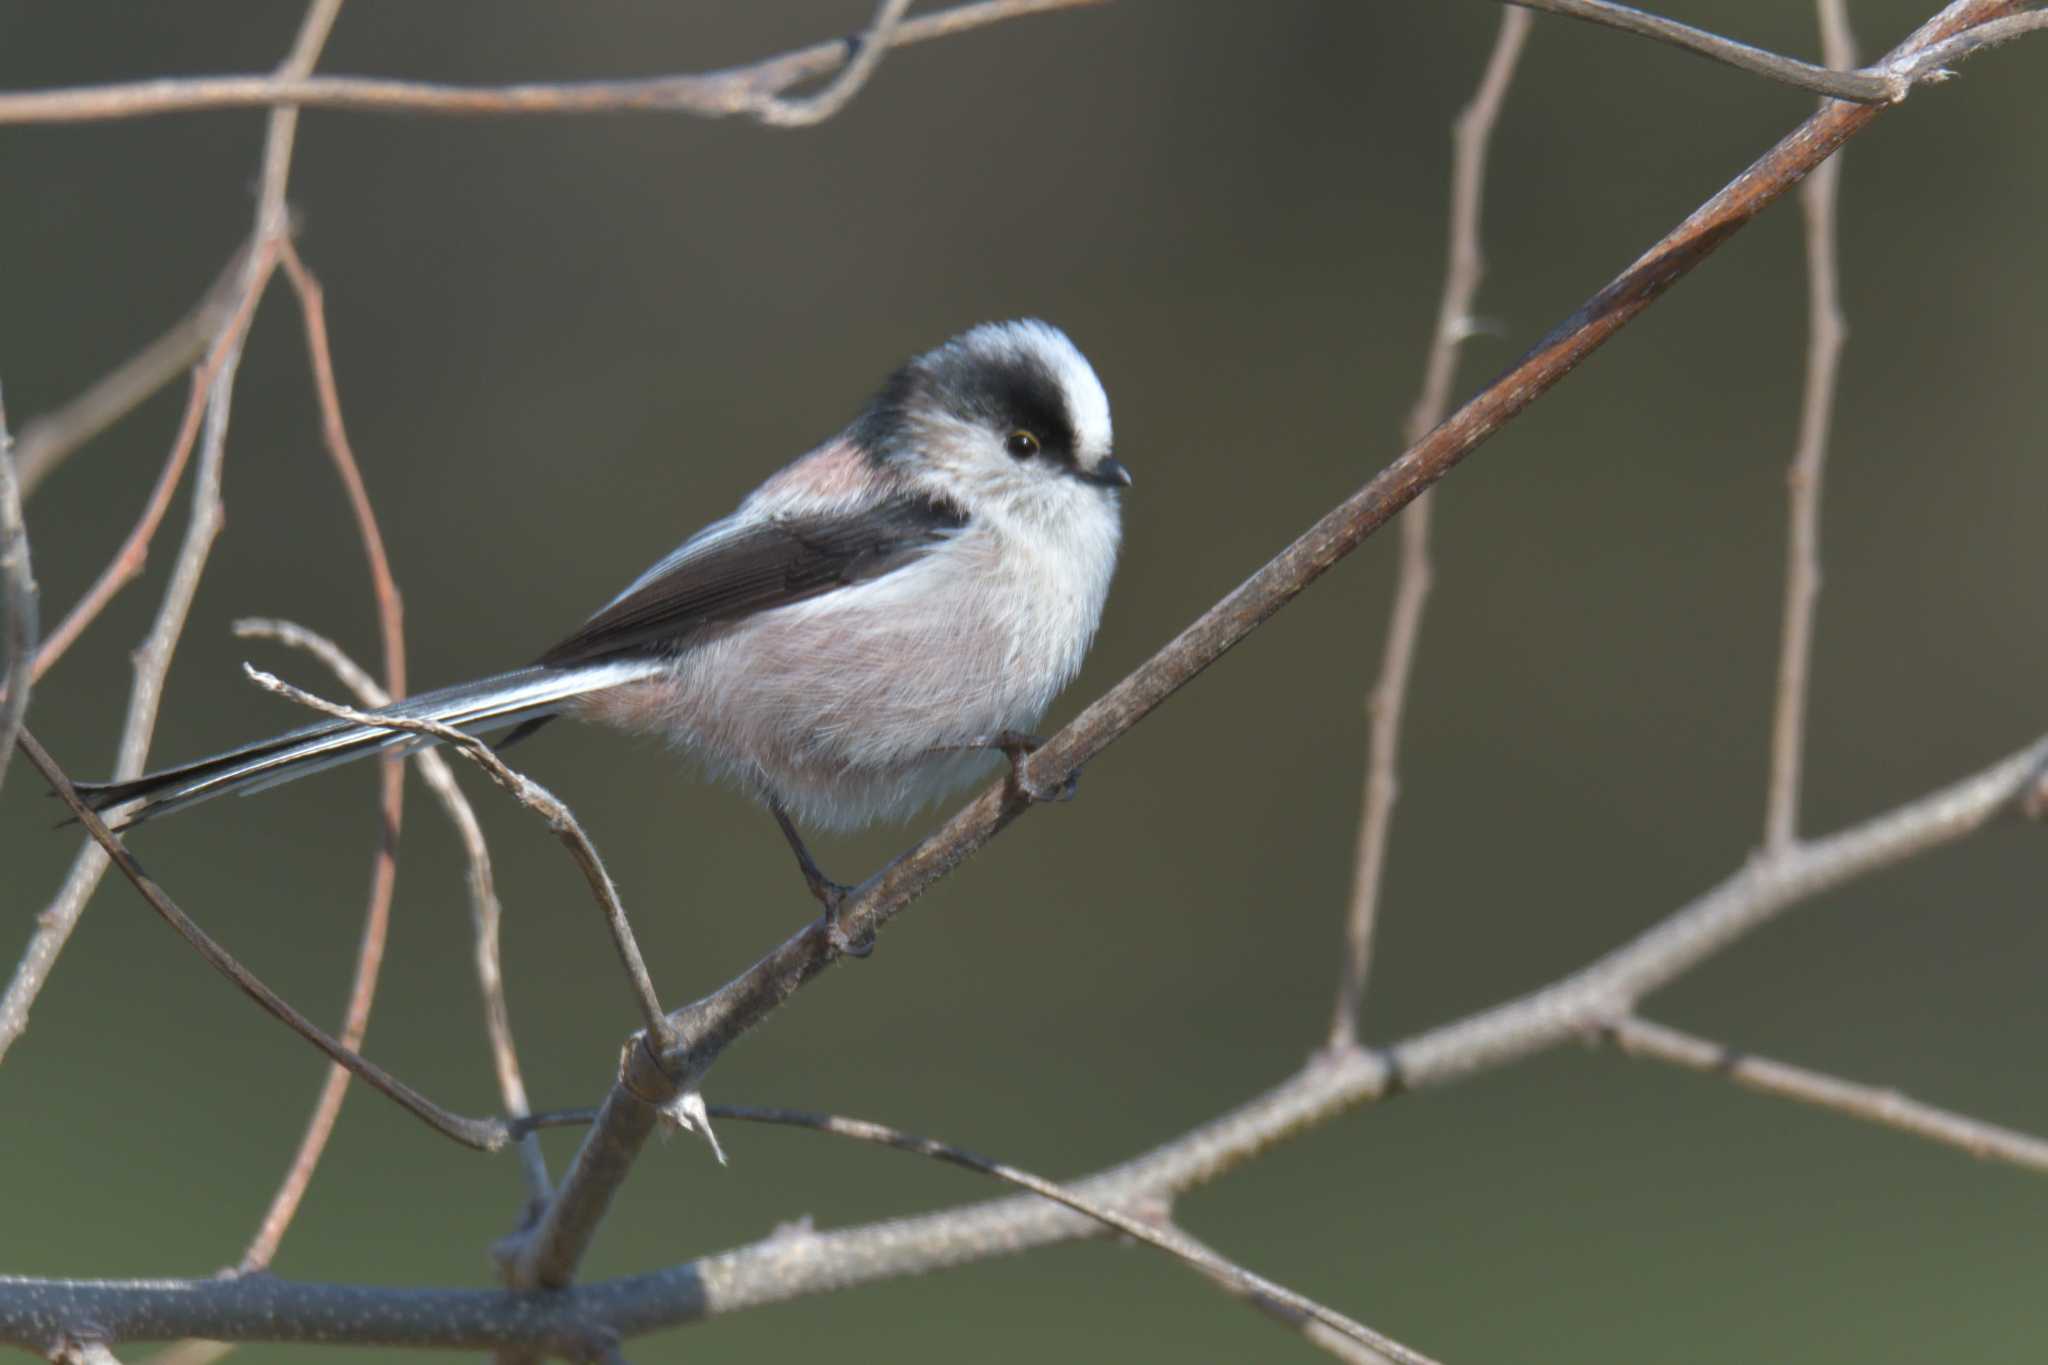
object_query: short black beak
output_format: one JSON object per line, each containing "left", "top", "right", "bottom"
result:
{"left": 1083, "top": 457, "right": 1133, "bottom": 489}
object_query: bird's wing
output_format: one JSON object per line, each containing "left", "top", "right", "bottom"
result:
{"left": 535, "top": 488, "right": 968, "bottom": 669}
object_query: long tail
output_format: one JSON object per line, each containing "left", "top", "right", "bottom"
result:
{"left": 73, "top": 659, "right": 665, "bottom": 829}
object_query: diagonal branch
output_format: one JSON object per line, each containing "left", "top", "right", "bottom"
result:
{"left": 709, "top": 1105, "right": 1440, "bottom": 1365}
{"left": 0, "top": 0, "right": 1106, "bottom": 125}
{"left": 1602, "top": 1016, "right": 2048, "bottom": 1172}
{"left": 1329, "top": 5, "right": 1531, "bottom": 1051}
{"left": 1167, "top": 1223, "right": 1402, "bottom": 1365}
{"left": 25, "top": 251, "right": 276, "bottom": 685}
{"left": 0, "top": 0, "right": 330, "bottom": 1086}
{"left": 16, "top": 727, "right": 511, "bottom": 1153}
{"left": 496, "top": 0, "right": 2031, "bottom": 1301}
{"left": 233, "top": 618, "right": 551, "bottom": 1202}
{"left": 1502, "top": 0, "right": 2039, "bottom": 101}
{"left": 10, "top": 244, "right": 248, "bottom": 498}
{"left": 0, "top": 313, "right": 261, "bottom": 1065}
{"left": 241, "top": 131, "right": 421, "bottom": 1271}
{"left": 242, "top": 667, "right": 672, "bottom": 1047}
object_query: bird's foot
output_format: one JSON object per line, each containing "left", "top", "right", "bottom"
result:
{"left": 985, "top": 730, "right": 1079, "bottom": 805}
{"left": 807, "top": 878, "right": 874, "bottom": 959}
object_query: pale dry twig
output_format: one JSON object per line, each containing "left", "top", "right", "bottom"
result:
{"left": 1330, "top": 5, "right": 1531, "bottom": 1050}
{"left": 233, "top": 616, "right": 551, "bottom": 1203}
{"left": 242, "top": 666, "right": 672, "bottom": 1048}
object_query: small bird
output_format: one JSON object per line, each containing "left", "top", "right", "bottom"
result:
{"left": 77, "top": 320, "right": 1129, "bottom": 927}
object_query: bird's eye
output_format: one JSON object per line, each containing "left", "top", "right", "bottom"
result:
{"left": 1004, "top": 430, "right": 1040, "bottom": 460}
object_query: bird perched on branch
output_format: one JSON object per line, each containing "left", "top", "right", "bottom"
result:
{"left": 77, "top": 320, "right": 1130, "bottom": 938}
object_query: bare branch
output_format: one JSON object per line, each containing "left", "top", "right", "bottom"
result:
{"left": 14, "top": 727, "right": 511, "bottom": 1153}
{"left": 0, "top": 0, "right": 1105, "bottom": 125}
{"left": 1885, "top": 9, "right": 2048, "bottom": 83}
{"left": 234, "top": 617, "right": 551, "bottom": 1202}
{"left": 26, "top": 251, "right": 277, "bottom": 685}
{"left": 1, "top": 0, "right": 330, "bottom": 1093}
{"left": 242, "top": 109, "right": 425, "bottom": 1266}
{"left": 1167, "top": 1223, "right": 1400, "bottom": 1365}
{"left": 709, "top": 1104, "right": 1440, "bottom": 1365}
{"left": 0, "top": 321, "right": 255, "bottom": 1064}
{"left": 1329, "top": 6, "right": 1531, "bottom": 1051}
{"left": 1504, "top": 0, "right": 1893, "bottom": 101}
{"left": 1764, "top": 1, "right": 1859, "bottom": 853}
{"left": 0, "top": 388, "right": 36, "bottom": 799}
{"left": 11, "top": 246, "right": 247, "bottom": 498}
{"left": 242, "top": 667, "right": 672, "bottom": 1047}
{"left": 1603, "top": 1016, "right": 2048, "bottom": 1173}
{"left": 749, "top": 0, "right": 914, "bottom": 127}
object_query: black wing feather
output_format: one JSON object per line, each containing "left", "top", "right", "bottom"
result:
{"left": 536, "top": 491, "right": 967, "bottom": 669}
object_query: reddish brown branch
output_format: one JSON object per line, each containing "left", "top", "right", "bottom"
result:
{"left": 232, "top": 616, "right": 551, "bottom": 1205}
{"left": 239, "top": 235, "right": 412, "bottom": 1273}
{"left": 28, "top": 247, "right": 278, "bottom": 684}
{"left": 16, "top": 727, "right": 510, "bottom": 1152}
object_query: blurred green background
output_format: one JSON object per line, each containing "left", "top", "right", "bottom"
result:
{"left": 4, "top": 2, "right": 2046, "bottom": 1360}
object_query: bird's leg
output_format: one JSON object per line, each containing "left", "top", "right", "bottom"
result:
{"left": 769, "top": 799, "right": 872, "bottom": 958}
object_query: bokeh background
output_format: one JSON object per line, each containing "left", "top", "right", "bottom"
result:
{"left": 4, "top": 2, "right": 2046, "bottom": 1361}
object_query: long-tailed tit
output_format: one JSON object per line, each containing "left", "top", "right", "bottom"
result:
{"left": 78, "top": 320, "right": 1129, "bottom": 924}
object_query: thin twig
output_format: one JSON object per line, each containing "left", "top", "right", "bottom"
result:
{"left": 242, "top": 81, "right": 423, "bottom": 1265}
{"left": 16, "top": 727, "right": 511, "bottom": 1151}
{"left": 1505, "top": 0, "right": 1889, "bottom": 101}
{"left": 26, "top": 247, "right": 278, "bottom": 684}
{"left": 1885, "top": 9, "right": 2048, "bottom": 82}
{"left": 1764, "top": 0, "right": 1858, "bottom": 853}
{"left": 234, "top": 617, "right": 551, "bottom": 1202}
{"left": 708, "top": 1104, "right": 1440, "bottom": 1365}
{"left": 0, "top": 387, "right": 36, "bottom": 798}
{"left": 494, "top": 0, "right": 2029, "bottom": 1300}
{"left": 12, "top": 245, "right": 248, "bottom": 498}
{"left": 2, "top": 0, "right": 2006, "bottom": 130}
{"left": 0, "top": 324, "right": 254, "bottom": 1064}
{"left": 1603, "top": 1016, "right": 2048, "bottom": 1172}
{"left": 241, "top": 667, "right": 673, "bottom": 1047}
{"left": 750, "top": 0, "right": 914, "bottom": 126}
{"left": 0, "top": 0, "right": 321, "bottom": 1085}
{"left": 1167, "top": 1224, "right": 1399, "bottom": 1365}
{"left": 1329, "top": 7, "right": 1530, "bottom": 1052}
{"left": 0, "top": 0, "right": 1105, "bottom": 125}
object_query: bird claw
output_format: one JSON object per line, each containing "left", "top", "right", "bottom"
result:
{"left": 987, "top": 731, "right": 1079, "bottom": 805}
{"left": 808, "top": 878, "right": 874, "bottom": 958}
